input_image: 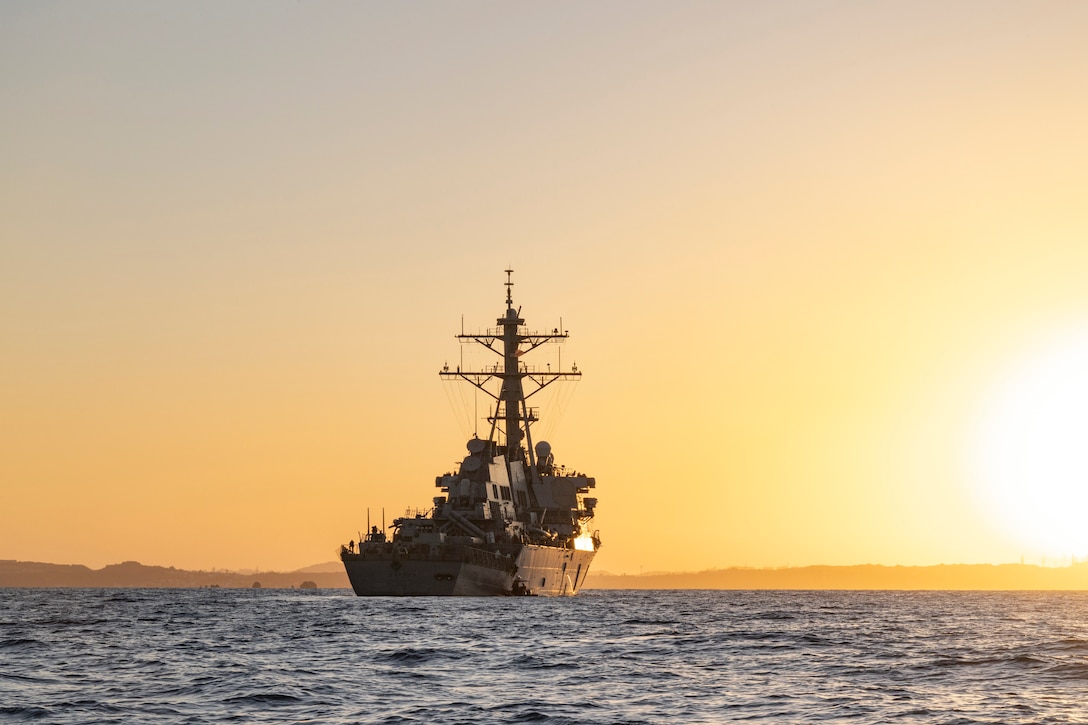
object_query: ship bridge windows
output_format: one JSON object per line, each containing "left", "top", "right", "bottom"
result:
{"left": 488, "top": 483, "right": 513, "bottom": 502}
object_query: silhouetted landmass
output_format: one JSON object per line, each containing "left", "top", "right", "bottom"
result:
{"left": 584, "top": 563, "right": 1088, "bottom": 590}
{"left": 0, "top": 560, "right": 350, "bottom": 589}
{"left": 294, "top": 561, "right": 348, "bottom": 574}
{"left": 8, "top": 559, "right": 1088, "bottom": 590}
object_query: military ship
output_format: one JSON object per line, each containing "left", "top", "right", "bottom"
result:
{"left": 340, "top": 271, "right": 600, "bottom": 596}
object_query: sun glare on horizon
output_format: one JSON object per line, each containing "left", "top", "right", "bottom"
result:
{"left": 969, "top": 326, "right": 1088, "bottom": 559}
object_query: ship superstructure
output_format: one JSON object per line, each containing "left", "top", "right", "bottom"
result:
{"left": 341, "top": 271, "right": 600, "bottom": 595}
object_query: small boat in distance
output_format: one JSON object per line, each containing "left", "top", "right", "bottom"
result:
{"left": 340, "top": 271, "right": 601, "bottom": 596}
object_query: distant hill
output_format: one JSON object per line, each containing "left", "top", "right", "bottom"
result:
{"left": 583, "top": 563, "right": 1088, "bottom": 590}
{"left": 0, "top": 560, "right": 350, "bottom": 589}
{"left": 294, "top": 561, "right": 347, "bottom": 574}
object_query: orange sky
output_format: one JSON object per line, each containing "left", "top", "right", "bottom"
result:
{"left": 4, "top": 2, "right": 1088, "bottom": 574}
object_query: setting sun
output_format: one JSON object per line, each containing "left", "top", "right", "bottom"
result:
{"left": 969, "top": 326, "right": 1088, "bottom": 559}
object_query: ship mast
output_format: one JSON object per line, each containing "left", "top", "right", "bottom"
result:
{"left": 499, "top": 270, "right": 526, "bottom": 456}
{"left": 439, "top": 270, "right": 580, "bottom": 464}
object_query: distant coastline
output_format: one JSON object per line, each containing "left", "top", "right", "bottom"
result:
{"left": 0, "top": 560, "right": 350, "bottom": 590}
{"left": 6, "top": 559, "right": 1088, "bottom": 590}
{"left": 586, "top": 563, "right": 1088, "bottom": 591}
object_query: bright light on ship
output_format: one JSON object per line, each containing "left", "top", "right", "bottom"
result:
{"left": 574, "top": 534, "right": 596, "bottom": 552}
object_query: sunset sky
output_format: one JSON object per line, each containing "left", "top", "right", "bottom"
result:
{"left": 5, "top": 1, "right": 1088, "bottom": 575}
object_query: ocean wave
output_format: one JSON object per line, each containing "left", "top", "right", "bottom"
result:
{"left": 0, "top": 705, "right": 51, "bottom": 720}
{"left": 222, "top": 692, "right": 303, "bottom": 705}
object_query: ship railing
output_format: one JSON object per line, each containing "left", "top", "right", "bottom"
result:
{"left": 464, "top": 546, "right": 517, "bottom": 573}
{"left": 345, "top": 542, "right": 516, "bottom": 572}
{"left": 466, "top": 325, "right": 559, "bottom": 338}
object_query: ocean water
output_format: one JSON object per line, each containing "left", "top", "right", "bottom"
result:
{"left": 2, "top": 589, "right": 1088, "bottom": 724}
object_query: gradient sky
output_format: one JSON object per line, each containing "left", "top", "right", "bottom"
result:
{"left": 4, "top": 1, "right": 1088, "bottom": 574}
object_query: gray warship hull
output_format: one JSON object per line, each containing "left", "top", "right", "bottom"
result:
{"left": 342, "top": 544, "right": 596, "bottom": 596}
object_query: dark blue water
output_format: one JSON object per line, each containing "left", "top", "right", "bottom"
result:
{"left": 3, "top": 589, "right": 1088, "bottom": 723}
